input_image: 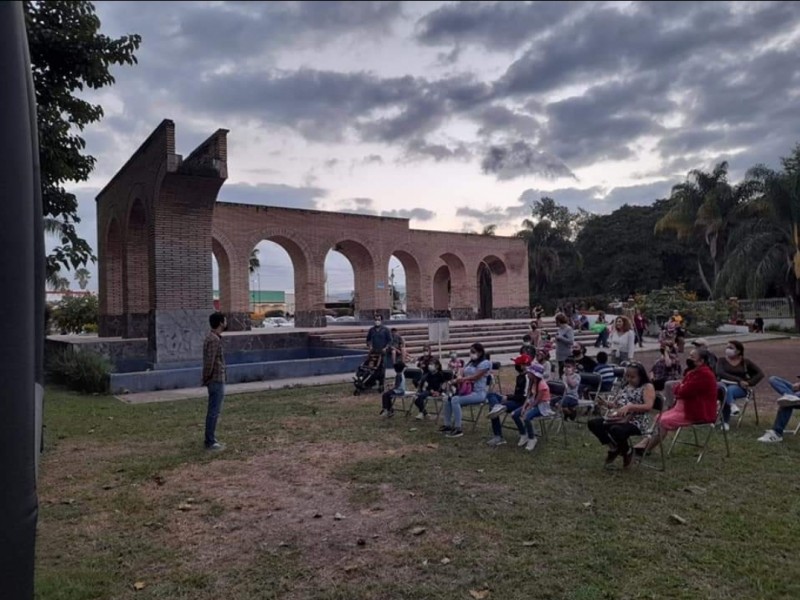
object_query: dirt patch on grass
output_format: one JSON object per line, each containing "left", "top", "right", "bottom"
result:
{"left": 141, "top": 440, "right": 445, "bottom": 592}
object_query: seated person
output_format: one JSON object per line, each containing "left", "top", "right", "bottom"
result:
{"left": 716, "top": 340, "right": 764, "bottom": 429}
{"left": 593, "top": 351, "right": 616, "bottom": 393}
{"left": 511, "top": 363, "right": 553, "bottom": 452}
{"left": 650, "top": 341, "right": 682, "bottom": 392}
{"left": 413, "top": 358, "right": 446, "bottom": 420}
{"left": 379, "top": 361, "right": 407, "bottom": 418}
{"left": 553, "top": 358, "right": 581, "bottom": 420}
{"left": 587, "top": 363, "right": 655, "bottom": 468}
{"left": 752, "top": 314, "right": 765, "bottom": 333}
{"left": 533, "top": 348, "right": 553, "bottom": 381}
{"left": 413, "top": 344, "right": 435, "bottom": 388}
{"left": 440, "top": 343, "right": 492, "bottom": 438}
{"left": 485, "top": 354, "right": 532, "bottom": 446}
{"left": 448, "top": 351, "right": 464, "bottom": 375}
{"left": 572, "top": 343, "right": 597, "bottom": 373}
{"left": 757, "top": 376, "right": 800, "bottom": 443}
{"left": 638, "top": 348, "right": 718, "bottom": 454}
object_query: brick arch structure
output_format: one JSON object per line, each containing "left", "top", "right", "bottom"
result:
{"left": 477, "top": 254, "right": 510, "bottom": 320}
{"left": 387, "top": 249, "right": 424, "bottom": 318}
{"left": 97, "top": 121, "right": 528, "bottom": 367}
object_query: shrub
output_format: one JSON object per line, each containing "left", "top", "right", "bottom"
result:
{"left": 334, "top": 308, "right": 353, "bottom": 317}
{"left": 51, "top": 294, "right": 98, "bottom": 334}
{"left": 83, "top": 323, "right": 98, "bottom": 334}
{"left": 46, "top": 349, "right": 112, "bottom": 394}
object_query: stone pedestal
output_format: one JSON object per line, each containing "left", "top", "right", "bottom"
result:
{"left": 493, "top": 306, "right": 530, "bottom": 319}
{"left": 99, "top": 315, "right": 125, "bottom": 338}
{"left": 295, "top": 310, "right": 328, "bottom": 328}
{"left": 450, "top": 307, "right": 476, "bottom": 321}
{"left": 148, "top": 309, "right": 209, "bottom": 369}
{"left": 225, "top": 312, "right": 251, "bottom": 331}
{"left": 125, "top": 313, "right": 150, "bottom": 338}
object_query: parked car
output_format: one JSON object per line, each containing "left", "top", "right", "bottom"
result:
{"left": 325, "top": 315, "right": 337, "bottom": 323}
{"left": 335, "top": 316, "right": 356, "bottom": 322}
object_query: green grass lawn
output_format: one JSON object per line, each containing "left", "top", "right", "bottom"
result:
{"left": 36, "top": 381, "right": 800, "bottom": 600}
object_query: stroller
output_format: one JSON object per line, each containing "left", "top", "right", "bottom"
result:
{"left": 353, "top": 349, "right": 385, "bottom": 395}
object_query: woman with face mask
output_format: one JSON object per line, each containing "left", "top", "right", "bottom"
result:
{"left": 412, "top": 358, "right": 445, "bottom": 420}
{"left": 716, "top": 340, "right": 764, "bottom": 430}
{"left": 440, "top": 343, "right": 492, "bottom": 438}
{"left": 609, "top": 316, "right": 636, "bottom": 364}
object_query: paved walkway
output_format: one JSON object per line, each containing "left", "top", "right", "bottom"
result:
{"left": 116, "top": 332, "right": 790, "bottom": 405}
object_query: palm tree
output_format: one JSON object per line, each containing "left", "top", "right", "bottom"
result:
{"left": 52, "top": 276, "right": 70, "bottom": 292}
{"left": 655, "top": 162, "right": 758, "bottom": 297}
{"left": 249, "top": 248, "right": 260, "bottom": 274}
{"left": 717, "top": 160, "right": 800, "bottom": 331}
{"left": 481, "top": 224, "right": 497, "bottom": 236}
{"left": 516, "top": 218, "right": 563, "bottom": 298}
{"left": 75, "top": 268, "right": 91, "bottom": 290}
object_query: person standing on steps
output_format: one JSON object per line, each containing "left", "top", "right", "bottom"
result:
{"left": 202, "top": 312, "right": 227, "bottom": 451}
{"left": 366, "top": 314, "right": 392, "bottom": 391}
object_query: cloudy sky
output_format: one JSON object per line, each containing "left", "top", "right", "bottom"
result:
{"left": 60, "top": 1, "right": 800, "bottom": 294}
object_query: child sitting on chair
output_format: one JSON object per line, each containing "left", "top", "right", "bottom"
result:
{"left": 413, "top": 358, "right": 446, "bottom": 420}
{"left": 379, "top": 361, "right": 407, "bottom": 418}
{"left": 554, "top": 358, "right": 581, "bottom": 421}
{"left": 448, "top": 351, "right": 464, "bottom": 376}
{"left": 511, "top": 363, "right": 553, "bottom": 452}
{"left": 485, "top": 354, "right": 532, "bottom": 446}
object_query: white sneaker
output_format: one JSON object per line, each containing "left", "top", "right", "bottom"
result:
{"left": 525, "top": 437, "right": 538, "bottom": 452}
{"left": 486, "top": 436, "right": 506, "bottom": 447}
{"left": 721, "top": 422, "right": 730, "bottom": 431}
{"left": 415, "top": 412, "right": 426, "bottom": 420}
{"left": 487, "top": 404, "right": 506, "bottom": 419}
{"left": 758, "top": 430, "right": 783, "bottom": 443}
{"left": 730, "top": 403, "right": 741, "bottom": 416}
{"left": 777, "top": 394, "right": 800, "bottom": 408}
{"left": 517, "top": 435, "right": 530, "bottom": 447}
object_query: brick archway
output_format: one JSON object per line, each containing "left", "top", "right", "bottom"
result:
{"left": 387, "top": 249, "right": 423, "bottom": 318}
{"left": 123, "top": 198, "right": 151, "bottom": 337}
{"left": 99, "top": 218, "right": 124, "bottom": 336}
{"left": 433, "top": 264, "right": 451, "bottom": 314}
{"left": 478, "top": 255, "right": 509, "bottom": 320}
{"left": 96, "top": 121, "right": 529, "bottom": 367}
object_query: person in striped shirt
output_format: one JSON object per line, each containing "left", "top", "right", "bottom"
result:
{"left": 593, "top": 351, "right": 615, "bottom": 392}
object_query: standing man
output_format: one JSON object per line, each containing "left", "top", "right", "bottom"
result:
{"left": 202, "top": 312, "right": 227, "bottom": 450}
{"left": 366, "top": 314, "right": 392, "bottom": 392}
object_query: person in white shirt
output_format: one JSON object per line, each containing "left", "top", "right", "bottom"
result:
{"left": 608, "top": 316, "right": 635, "bottom": 363}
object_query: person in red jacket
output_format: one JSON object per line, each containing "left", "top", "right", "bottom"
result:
{"left": 638, "top": 348, "right": 719, "bottom": 453}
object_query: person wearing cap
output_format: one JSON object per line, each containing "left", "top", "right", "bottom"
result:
{"left": 485, "top": 354, "right": 532, "bottom": 446}
{"left": 510, "top": 362, "right": 553, "bottom": 452}
{"left": 690, "top": 338, "right": 717, "bottom": 371}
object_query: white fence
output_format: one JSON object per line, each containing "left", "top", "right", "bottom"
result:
{"left": 732, "top": 298, "right": 794, "bottom": 319}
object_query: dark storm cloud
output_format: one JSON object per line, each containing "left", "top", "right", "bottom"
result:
{"left": 481, "top": 142, "right": 576, "bottom": 181}
{"left": 218, "top": 182, "right": 327, "bottom": 209}
{"left": 416, "top": 1, "right": 585, "bottom": 51}
{"left": 381, "top": 208, "right": 436, "bottom": 221}
{"left": 403, "top": 139, "right": 473, "bottom": 162}
{"left": 90, "top": 1, "right": 800, "bottom": 185}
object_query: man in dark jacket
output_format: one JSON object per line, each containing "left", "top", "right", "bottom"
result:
{"left": 366, "top": 314, "right": 392, "bottom": 391}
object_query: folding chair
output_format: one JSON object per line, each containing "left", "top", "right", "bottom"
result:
{"left": 491, "top": 361, "right": 503, "bottom": 393}
{"left": 499, "top": 403, "right": 560, "bottom": 447}
{"left": 631, "top": 394, "right": 666, "bottom": 472}
{"left": 427, "top": 370, "right": 454, "bottom": 419}
{"left": 736, "top": 387, "right": 759, "bottom": 428}
{"left": 668, "top": 388, "right": 730, "bottom": 464}
{"left": 787, "top": 415, "right": 800, "bottom": 436}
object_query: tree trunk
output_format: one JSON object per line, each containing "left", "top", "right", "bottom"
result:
{"left": 697, "top": 258, "right": 714, "bottom": 298}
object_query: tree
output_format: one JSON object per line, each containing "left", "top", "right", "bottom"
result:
{"left": 574, "top": 200, "right": 707, "bottom": 297}
{"left": 24, "top": 1, "right": 141, "bottom": 280}
{"left": 481, "top": 224, "right": 497, "bottom": 236}
{"left": 52, "top": 276, "right": 70, "bottom": 292}
{"left": 249, "top": 248, "right": 260, "bottom": 274}
{"left": 717, "top": 146, "right": 800, "bottom": 331}
{"left": 655, "top": 162, "right": 758, "bottom": 297}
{"left": 74, "top": 267, "right": 90, "bottom": 290}
{"left": 51, "top": 294, "right": 98, "bottom": 334}
{"left": 516, "top": 197, "right": 591, "bottom": 304}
